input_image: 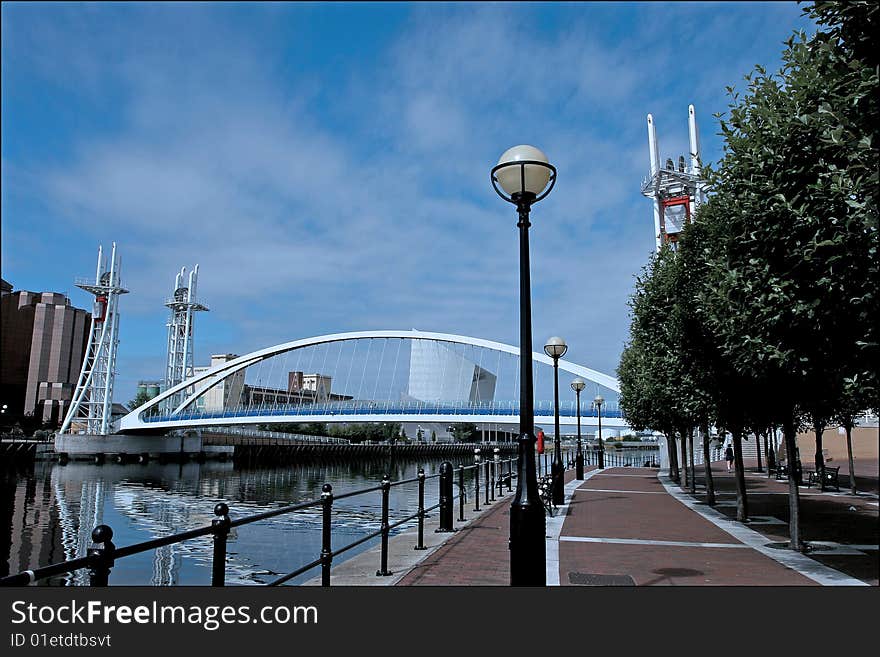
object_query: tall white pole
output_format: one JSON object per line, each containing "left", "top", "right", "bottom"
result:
{"left": 647, "top": 114, "right": 662, "bottom": 251}
{"left": 688, "top": 104, "right": 704, "bottom": 209}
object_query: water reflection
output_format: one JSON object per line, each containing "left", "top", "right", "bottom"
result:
{"left": 2, "top": 456, "right": 451, "bottom": 586}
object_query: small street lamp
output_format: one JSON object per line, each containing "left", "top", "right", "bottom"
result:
{"left": 491, "top": 144, "right": 556, "bottom": 587}
{"left": 593, "top": 395, "right": 605, "bottom": 469}
{"left": 571, "top": 378, "right": 586, "bottom": 479}
{"left": 544, "top": 336, "right": 567, "bottom": 505}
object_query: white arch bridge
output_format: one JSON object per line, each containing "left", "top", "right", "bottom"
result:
{"left": 118, "top": 330, "right": 629, "bottom": 434}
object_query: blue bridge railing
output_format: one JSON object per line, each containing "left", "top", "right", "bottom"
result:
{"left": 142, "top": 399, "right": 624, "bottom": 424}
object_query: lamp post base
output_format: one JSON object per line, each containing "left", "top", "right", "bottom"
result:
{"left": 509, "top": 501, "right": 546, "bottom": 586}
{"left": 551, "top": 459, "right": 564, "bottom": 505}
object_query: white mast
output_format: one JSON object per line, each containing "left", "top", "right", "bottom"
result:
{"left": 59, "top": 243, "right": 128, "bottom": 435}
{"left": 647, "top": 114, "right": 662, "bottom": 251}
{"left": 164, "top": 265, "right": 208, "bottom": 413}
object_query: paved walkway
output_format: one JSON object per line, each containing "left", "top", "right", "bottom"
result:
{"left": 389, "top": 463, "right": 878, "bottom": 586}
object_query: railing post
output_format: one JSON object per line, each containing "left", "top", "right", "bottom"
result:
{"left": 376, "top": 474, "right": 392, "bottom": 576}
{"left": 321, "top": 484, "right": 333, "bottom": 585}
{"left": 507, "top": 458, "right": 513, "bottom": 491}
{"left": 415, "top": 469, "right": 427, "bottom": 550}
{"left": 211, "top": 503, "right": 231, "bottom": 587}
{"left": 474, "top": 449, "right": 481, "bottom": 511}
{"left": 484, "top": 460, "right": 491, "bottom": 505}
{"left": 490, "top": 450, "right": 497, "bottom": 501}
{"left": 458, "top": 464, "right": 466, "bottom": 522}
{"left": 436, "top": 461, "right": 455, "bottom": 532}
{"left": 87, "top": 525, "right": 115, "bottom": 587}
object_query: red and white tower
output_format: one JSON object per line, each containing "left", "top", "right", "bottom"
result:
{"left": 641, "top": 105, "right": 706, "bottom": 250}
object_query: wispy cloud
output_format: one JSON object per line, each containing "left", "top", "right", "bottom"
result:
{"left": 2, "top": 2, "right": 816, "bottom": 399}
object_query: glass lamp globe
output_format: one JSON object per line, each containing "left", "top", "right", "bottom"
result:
{"left": 571, "top": 378, "right": 586, "bottom": 393}
{"left": 495, "top": 145, "right": 552, "bottom": 197}
{"left": 544, "top": 336, "right": 568, "bottom": 359}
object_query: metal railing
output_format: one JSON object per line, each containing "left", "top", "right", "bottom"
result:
{"left": 1, "top": 454, "right": 522, "bottom": 588}
{"left": 2, "top": 445, "right": 662, "bottom": 588}
{"left": 141, "top": 399, "right": 625, "bottom": 423}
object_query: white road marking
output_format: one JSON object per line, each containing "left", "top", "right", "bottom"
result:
{"left": 559, "top": 536, "right": 748, "bottom": 549}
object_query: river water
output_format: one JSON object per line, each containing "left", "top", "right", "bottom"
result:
{"left": 2, "top": 448, "right": 659, "bottom": 586}
{"left": 2, "top": 455, "right": 459, "bottom": 586}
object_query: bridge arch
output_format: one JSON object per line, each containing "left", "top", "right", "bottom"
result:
{"left": 118, "top": 330, "right": 622, "bottom": 432}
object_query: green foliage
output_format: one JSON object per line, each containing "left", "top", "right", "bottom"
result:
{"left": 450, "top": 423, "right": 478, "bottom": 443}
{"left": 265, "top": 422, "right": 402, "bottom": 443}
{"left": 618, "top": 1, "right": 878, "bottom": 438}
{"left": 127, "top": 388, "right": 154, "bottom": 411}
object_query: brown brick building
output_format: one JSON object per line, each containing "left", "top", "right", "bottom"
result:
{"left": 1, "top": 278, "right": 90, "bottom": 428}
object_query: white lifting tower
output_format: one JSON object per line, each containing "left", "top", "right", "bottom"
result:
{"left": 641, "top": 104, "right": 707, "bottom": 251}
{"left": 59, "top": 243, "right": 129, "bottom": 436}
{"left": 163, "top": 265, "right": 208, "bottom": 412}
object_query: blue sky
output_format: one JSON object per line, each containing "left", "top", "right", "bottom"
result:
{"left": 1, "top": 2, "right": 819, "bottom": 404}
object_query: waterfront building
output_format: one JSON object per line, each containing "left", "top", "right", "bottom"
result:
{"left": 407, "top": 339, "right": 496, "bottom": 403}
{"left": 0, "top": 279, "right": 90, "bottom": 426}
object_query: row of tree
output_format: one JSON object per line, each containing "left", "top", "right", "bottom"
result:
{"left": 617, "top": 1, "right": 877, "bottom": 550}
{"left": 265, "top": 422, "right": 485, "bottom": 443}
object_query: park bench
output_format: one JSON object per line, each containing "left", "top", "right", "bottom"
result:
{"left": 775, "top": 461, "right": 804, "bottom": 485}
{"left": 807, "top": 466, "right": 840, "bottom": 492}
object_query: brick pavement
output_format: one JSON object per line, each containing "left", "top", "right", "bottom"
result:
{"left": 394, "top": 461, "right": 877, "bottom": 586}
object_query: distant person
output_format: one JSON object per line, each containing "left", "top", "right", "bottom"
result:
{"left": 725, "top": 445, "right": 734, "bottom": 472}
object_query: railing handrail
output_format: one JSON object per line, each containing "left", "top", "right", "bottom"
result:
{"left": 1, "top": 454, "right": 522, "bottom": 588}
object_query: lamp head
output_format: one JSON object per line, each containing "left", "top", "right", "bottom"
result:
{"left": 543, "top": 336, "right": 568, "bottom": 359}
{"left": 491, "top": 145, "right": 556, "bottom": 204}
{"left": 571, "top": 378, "right": 586, "bottom": 393}
{"left": 593, "top": 395, "right": 604, "bottom": 406}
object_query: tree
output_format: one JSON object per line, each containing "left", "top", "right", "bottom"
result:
{"left": 450, "top": 423, "right": 478, "bottom": 443}
{"left": 693, "top": 0, "right": 878, "bottom": 548}
{"left": 127, "top": 388, "right": 153, "bottom": 411}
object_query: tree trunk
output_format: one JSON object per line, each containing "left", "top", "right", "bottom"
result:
{"left": 732, "top": 427, "right": 748, "bottom": 522}
{"left": 765, "top": 427, "right": 776, "bottom": 477}
{"left": 845, "top": 423, "right": 857, "bottom": 495}
{"left": 701, "top": 424, "right": 715, "bottom": 505}
{"left": 679, "top": 428, "right": 688, "bottom": 489}
{"left": 813, "top": 420, "right": 825, "bottom": 491}
{"left": 755, "top": 431, "right": 764, "bottom": 472}
{"left": 782, "top": 417, "right": 802, "bottom": 550}
{"left": 687, "top": 427, "right": 696, "bottom": 495}
{"left": 667, "top": 433, "right": 679, "bottom": 483}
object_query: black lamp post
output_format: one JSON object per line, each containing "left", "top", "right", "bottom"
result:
{"left": 593, "top": 395, "right": 605, "bottom": 469}
{"left": 571, "top": 378, "right": 585, "bottom": 479}
{"left": 544, "top": 336, "right": 567, "bottom": 505}
{"left": 491, "top": 144, "right": 556, "bottom": 587}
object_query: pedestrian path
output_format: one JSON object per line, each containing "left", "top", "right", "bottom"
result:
{"left": 388, "top": 464, "right": 876, "bottom": 586}
{"left": 557, "top": 467, "right": 866, "bottom": 585}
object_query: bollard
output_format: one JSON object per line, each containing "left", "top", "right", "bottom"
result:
{"left": 474, "top": 453, "right": 481, "bottom": 512}
{"left": 415, "top": 469, "right": 427, "bottom": 550}
{"left": 493, "top": 448, "right": 500, "bottom": 499}
{"left": 436, "top": 462, "right": 455, "bottom": 532}
{"left": 320, "top": 484, "right": 333, "bottom": 585}
{"left": 87, "top": 525, "right": 115, "bottom": 587}
{"left": 458, "top": 464, "right": 466, "bottom": 522}
{"left": 211, "top": 503, "right": 231, "bottom": 586}
{"left": 376, "top": 475, "right": 392, "bottom": 576}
